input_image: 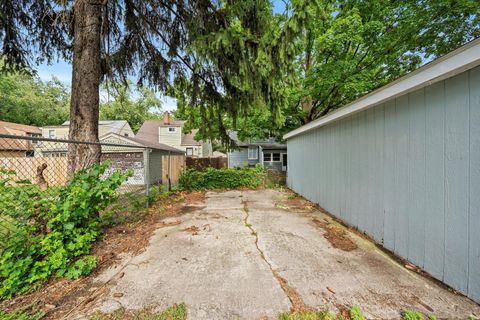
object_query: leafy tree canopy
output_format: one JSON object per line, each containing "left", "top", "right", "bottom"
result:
{"left": 100, "top": 82, "right": 163, "bottom": 133}
{"left": 175, "top": 0, "right": 480, "bottom": 143}
{"left": 295, "top": 0, "right": 480, "bottom": 121}
{"left": 0, "top": 70, "right": 69, "bottom": 126}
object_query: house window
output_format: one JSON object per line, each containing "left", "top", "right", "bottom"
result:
{"left": 168, "top": 127, "right": 176, "bottom": 132}
{"left": 263, "top": 153, "right": 281, "bottom": 162}
{"left": 186, "top": 147, "right": 193, "bottom": 156}
{"left": 48, "top": 129, "right": 56, "bottom": 139}
{"left": 248, "top": 147, "right": 258, "bottom": 160}
{"left": 124, "top": 133, "right": 129, "bottom": 137}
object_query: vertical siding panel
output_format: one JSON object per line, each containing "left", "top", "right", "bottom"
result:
{"left": 319, "top": 128, "right": 325, "bottom": 205}
{"left": 374, "top": 105, "right": 385, "bottom": 243}
{"left": 468, "top": 66, "right": 480, "bottom": 301}
{"left": 351, "top": 115, "right": 360, "bottom": 227}
{"left": 444, "top": 72, "right": 469, "bottom": 293}
{"left": 394, "top": 95, "right": 409, "bottom": 257}
{"left": 332, "top": 125, "right": 339, "bottom": 215}
{"left": 317, "top": 129, "right": 322, "bottom": 203}
{"left": 338, "top": 123, "right": 344, "bottom": 216}
{"left": 365, "top": 108, "right": 376, "bottom": 238}
{"left": 408, "top": 88, "right": 426, "bottom": 267}
{"left": 383, "top": 100, "right": 396, "bottom": 250}
{"left": 424, "top": 81, "right": 446, "bottom": 280}
{"left": 338, "top": 121, "right": 343, "bottom": 217}
{"left": 357, "top": 112, "right": 367, "bottom": 231}
{"left": 344, "top": 117, "right": 353, "bottom": 225}
{"left": 329, "top": 125, "right": 335, "bottom": 212}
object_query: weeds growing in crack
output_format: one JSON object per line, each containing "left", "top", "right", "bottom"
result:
{"left": 241, "top": 199, "right": 309, "bottom": 313}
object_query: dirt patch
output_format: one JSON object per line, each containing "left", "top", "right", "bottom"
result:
{"left": 184, "top": 191, "right": 206, "bottom": 204}
{"left": 272, "top": 270, "right": 310, "bottom": 313}
{"left": 279, "top": 193, "right": 316, "bottom": 212}
{"left": 0, "top": 192, "right": 192, "bottom": 319}
{"left": 179, "top": 205, "right": 205, "bottom": 214}
{"left": 182, "top": 225, "right": 200, "bottom": 235}
{"left": 312, "top": 218, "right": 357, "bottom": 252}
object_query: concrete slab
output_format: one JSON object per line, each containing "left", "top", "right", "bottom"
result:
{"left": 87, "top": 189, "right": 480, "bottom": 320}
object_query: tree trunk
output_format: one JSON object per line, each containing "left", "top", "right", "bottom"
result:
{"left": 68, "top": 0, "right": 103, "bottom": 175}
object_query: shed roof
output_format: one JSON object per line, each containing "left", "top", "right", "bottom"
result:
{"left": 284, "top": 37, "right": 480, "bottom": 140}
{"left": 100, "top": 133, "right": 184, "bottom": 154}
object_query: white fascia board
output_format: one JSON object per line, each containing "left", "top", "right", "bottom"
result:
{"left": 284, "top": 37, "right": 480, "bottom": 140}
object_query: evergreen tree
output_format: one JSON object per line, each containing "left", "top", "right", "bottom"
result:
{"left": 0, "top": 0, "right": 304, "bottom": 170}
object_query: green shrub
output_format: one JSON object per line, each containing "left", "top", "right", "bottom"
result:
{"left": 0, "top": 161, "right": 131, "bottom": 298}
{"left": 178, "top": 165, "right": 265, "bottom": 191}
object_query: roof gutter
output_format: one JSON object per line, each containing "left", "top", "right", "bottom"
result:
{"left": 284, "top": 37, "right": 480, "bottom": 140}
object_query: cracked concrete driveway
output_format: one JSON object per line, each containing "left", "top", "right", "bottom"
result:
{"left": 88, "top": 189, "right": 480, "bottom": 319}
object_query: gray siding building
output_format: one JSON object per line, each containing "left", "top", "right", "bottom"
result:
{"left": 284, "top": 39, "right": 480, "bottom": 302}
{"left": 227, "top": 132, "right": 287, "bottom": 171}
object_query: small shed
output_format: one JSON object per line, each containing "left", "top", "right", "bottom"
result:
{"left": 100, "top": 133, "right": 184, "bottom": 185}
{"left": 284, "top": 38, "right": 480, "bottom": 302}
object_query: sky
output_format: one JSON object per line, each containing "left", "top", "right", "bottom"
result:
{"left": 34, "top": 1, "right": 287, "bottom": 112}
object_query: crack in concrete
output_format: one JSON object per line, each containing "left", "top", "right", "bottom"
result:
{"left": 241, "top": 198, "right": 310, "bottom": 313}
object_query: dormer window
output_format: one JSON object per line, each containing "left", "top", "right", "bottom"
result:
{"left": 168, "top": 127, "right": 176, "bottom": 132}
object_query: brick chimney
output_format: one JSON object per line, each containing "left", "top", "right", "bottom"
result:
{"left": 163, "top": 111, "right": 170, "bottom": 124}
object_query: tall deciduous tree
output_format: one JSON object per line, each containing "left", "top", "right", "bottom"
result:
{"left": 295, "top": 0, "right": 480, "bottom": 121}
{"left": 0, "top": 72, "right": 69, "bottom": 126}
{"left": 0, "top": 0, "right": 306, "bottom": 171}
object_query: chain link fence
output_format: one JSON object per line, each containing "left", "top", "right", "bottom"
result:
{"left": 0, "top": 133, "right": 156, "bottom": 251}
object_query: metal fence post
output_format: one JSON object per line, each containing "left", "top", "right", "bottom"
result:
{"left": 143, "top": 148, "right": 150, "bottom": 208}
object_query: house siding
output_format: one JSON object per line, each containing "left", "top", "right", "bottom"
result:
{"left": 159, "top": 126, "right": 182, "bottom": 146}
{"left": 228, "top": 147, "right": 259, "bottom": 168}
{"left": 286, "top": 66, "right": 480, "bottom": 303}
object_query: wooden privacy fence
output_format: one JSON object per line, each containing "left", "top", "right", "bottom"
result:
{"left": 162, "top": 155, "right": 186, "bottom": 185}
{"left": 186, "top": 157, "right": 227, "bottom": 171}
{"left": 0, "top": 157, "right": 68, "bottom": 186}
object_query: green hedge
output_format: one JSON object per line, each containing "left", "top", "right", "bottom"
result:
{"left": 178, "top": 165, "right": 265, "bottom": 191}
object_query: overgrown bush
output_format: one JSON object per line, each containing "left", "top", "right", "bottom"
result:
{"left": 0, "top": 162, "right": 131, "bottom": 298}
{"left": 178, "top": 165, "right": 264, "bottom": 191}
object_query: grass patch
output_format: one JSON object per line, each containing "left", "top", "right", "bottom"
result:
{"left": 402, "top": 311, "right": 437, "bottom": 320}
{"left": 279, "top": 307, "right": 439, "bottom": 320}
{"left": 279, "top": 306, "right": 365, "bottom": 320}
{"left": 90, "top": 303, "right": 187, "bottom": 320}
{"left": 0, "top": 304, "right": 44, "bottom": 320}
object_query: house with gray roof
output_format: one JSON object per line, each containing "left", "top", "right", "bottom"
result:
{"left": 136, "top": 112, "right": 212, "bottom": 157}
{"left": 227, "top": 132, "right": 287, "bottom": 172}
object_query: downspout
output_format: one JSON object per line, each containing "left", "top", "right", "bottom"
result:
{"left": 259, "top": 146, "right": 263, "bottom": 167}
